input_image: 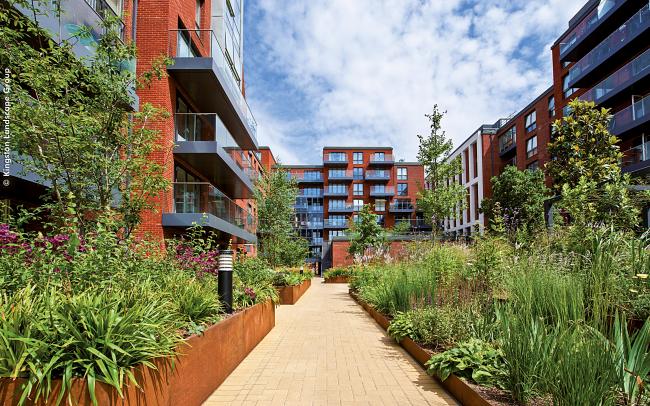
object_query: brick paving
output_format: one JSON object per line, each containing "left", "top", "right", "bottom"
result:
{"left": 203, "top": 279, "right": 458, "bottom": 406}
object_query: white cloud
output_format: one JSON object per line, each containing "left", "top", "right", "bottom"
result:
{"left": 248, "top": 0, "right": 584, "bottom": 164}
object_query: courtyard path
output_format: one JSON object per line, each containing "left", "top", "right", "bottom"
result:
{"left": 203, "top": 279, "right": 458, "bottom": 406}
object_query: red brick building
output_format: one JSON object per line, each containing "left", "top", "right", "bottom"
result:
{"left": 280, "top": 147, "right": 427, "bottom": 270}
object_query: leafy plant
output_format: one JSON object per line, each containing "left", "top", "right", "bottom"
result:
{"left": 347, "top": 204, "right": 388, "bottom": 263}
{"left": 613, "top": 314, "right": 650, "bottom": 405}
{"left": 425, "top": 339, "right": 506, "bottom": 388}
{"left": 387, "top": 312, "right": 416, "bottom": 343}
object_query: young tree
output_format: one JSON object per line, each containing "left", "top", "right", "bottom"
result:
{"left": 254, "top": 168, "right": 309, "bottom": 267}
{"left": 546, "top": 99, "right": 645, "bottom": 231}
{"left": 347, "top": 204, "right": 387, "bottom": 263}
{"left": 416, "top": 105, "right": 466, "bottom": 236}
{"left": 2, "top": 1, "right": 170, "bottom": 236}
{"left": 481, "top": 165, "right": 549, "bottom": 240}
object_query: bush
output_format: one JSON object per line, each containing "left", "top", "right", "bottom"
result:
{"left": 233, "top": 257, "right": 279, "bottom": 309}
{"left": 387, "top": 306, "right": 474, "bottom": 350}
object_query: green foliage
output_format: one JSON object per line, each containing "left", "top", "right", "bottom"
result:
{"left": 347, "top": 204, "right": 387, "bottom": 262}
{"left": 233, "top": 257, "right": 279, "bottom": 309}
{"left": 324, "top": 265, "right": 357, "bottom": 280}
{"left": 254, "top": 168, "right": 309, "bottom": 267}
{"left": 425, "top": 339, "right": 506, "bottom": 388}
{"left": 1, "top": 1, "right": 170, "bottom": 237}
{"left": 272, "top": 270, "right": 311, "bottom": 286}
{"left": 481, "top": 165, "right": 549, "bottom": 240}
{"left": 416, "top": 106, "right": 466, "bottom": 235}
{"left": 613, "top": 314, "right": 650, "bottom": 405}
{"left": 387, "top": 307, "right": 474, "bottom": 350}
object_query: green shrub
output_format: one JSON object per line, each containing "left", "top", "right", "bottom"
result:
{"left": 387, "top": 306, "right": 474, "bottom": 350}
{"left": 425, "top": 339, "right": 506, "bottom": 388}
{"left": 233, "top": 257, "right": 279, "bottom": 309}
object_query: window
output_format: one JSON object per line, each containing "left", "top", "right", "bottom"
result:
{"left": 527, "top": 160, "right": 539, "bottom": 171}
{"left": 304, "top": 171, "right": 321, "bottom": 181}
{"left": 328, "top": 183, "right": 346, "bottom": 194}
{"left": 195, "top": 0, "right": 203, "bottom": 28}
{"left": 327, "top": 152, "right": 346, "bottom": 162}
{"left": 471, "top": 143, "right": 478, "bottom": 179}
{"left": 525, "top": 111, "right": 536, "bottom": 132}
{"left": 372, "top": 152, "right": 385, "bottom": 161}
{"left": 397, "top": 167, "right": 408, "bottom": 180}
{"left": 353, "top": 183, "right": 363, "bottom": 196}
{"left": 472, "top": 184, "right": 479, "bottom": 221}
{"left": 329, "top": 230, "right": 345, "bottom": 239}
{"left": 328, "top": 199, "right": 346, "bottom": 209}
{"left": 526, "top": 136, "right": 538, "bottom": 158}
{"left": 563, "top": 74, "right": 575, "bottom": 98}
{"left": 353, "top": 152, "right": 363, "bottom": 164}
{"left": 353, "top": 167, "right": 363, "bottom": 180}
{"left": 563, "top": 104, "right": 572, "bottom": 117}
{"left": 499, "top": 126, "right": 516, "bottom": 153}
{"left": 371, "top": 184, "right": 385, "bottom": 193}
{"left": 548, "top": 96, "right": 555, "bottom": 118}
{"left": 397, "top": 183, "right": 408, "bottom": 196}
{"left": 375, "top": 199, "right": 386, "bottom": 211}
{"left": 376, "top": 214, "right": 384, "bottom": 225}
{"left": 353, "top": 199, "right": 364, "bottom": 211}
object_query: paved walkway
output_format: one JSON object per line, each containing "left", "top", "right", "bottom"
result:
{"left": 203, "top": 279, "right": 458, "bottom": 406}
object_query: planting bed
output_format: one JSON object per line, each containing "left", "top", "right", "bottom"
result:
{"left": 324, "top": 275, "right": 349, "bottom": 283}
{"left": 277, "top": 278, "right": 311, "bottom": 304}
{"left": 349, "top": 291, "right": 494, "bottom": 406}
{"left": 0, "top": 301, "right": 275, "bottom": 406}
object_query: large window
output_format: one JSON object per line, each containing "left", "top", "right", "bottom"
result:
{"left": 526, "top": 136, "right": 538, "bottom": 158}
{"left": 397, "top": 167, "right": 408, "bottom": 180}
{"left": 353, "top": 199, "right": 364, "bottom": 211}
{"left": 353, "top": 183, "right": 363, "bottom": 196}
{"left": 353, "top": 167, "right": 363, "bottom": 180}
{"left": 397, "top": 183, "right": 408, "bottom": 196}
{"left": 499, "top": 126, "right": 516, "bottom": 153}
{"left": 353, "top": 152, "right": 363, "bottom": 164}
{"left": 328, "top": 183, "right": 346, "bottom": 193}
{"left": 563, "top": 75, "right": 575, "bottom": 98}
{"left": 527, "top": 160, "right": 539, "bottom": 171}
{"left": 328, "top": 199, "right": 346, "bottom": 209}
{"left": 548, "top": 96, "right": 555, "bottom": 118}
{"left": 525, "top": 110, "right": 536, "bottom": 132}
{"left": 327, "top": 152, "right": 347, "bottom": 162}
{"left": 329, "top": 230, "right": 345, "bottom": 239}
{"left": 375, "top": 199, "right": 386, "bottom": 211}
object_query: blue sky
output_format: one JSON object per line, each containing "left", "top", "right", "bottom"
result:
{"left": 243, "top": 0, "right": 584, "bottom": 164}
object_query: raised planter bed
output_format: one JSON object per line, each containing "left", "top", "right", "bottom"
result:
{"left": 349, "top": 291, "right": 490, "bottom": 406}
{"left": 324, "top": 275, "right": 349, "bottom": 283}
{"left": 0, "top": 300, "right": 275, "bottom": 406}
{"left": 277, "top": 278, "right": 311, "bottom": 304}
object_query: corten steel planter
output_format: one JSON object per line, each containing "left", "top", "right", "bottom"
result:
{"left": 0, "top": 300, "right": 276, "bottom": 406}
{"left": 324, "top": 275, "right": 349, "bottom": 283}
{"left": 277, "top": 278, "right": 311, "bottom": 304}
{"left": 349, "top": 292, "right": 490, "bottom": 406}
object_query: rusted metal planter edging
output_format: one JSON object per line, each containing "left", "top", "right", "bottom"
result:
{"left": 349, "top": 291, "right": 490, "bottom": 406}
{"left": 0, "top": 300, "right": 276, "bottom": 406}
{"left": 277, "top": 278, "right": 311, "bottom": 304}
{"left": 324, "top": 275, "right": 349, "bottom": 283}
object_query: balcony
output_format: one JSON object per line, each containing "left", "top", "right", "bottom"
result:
{"left": 310, "top": 237, "right": 324, "bottom": 246}
{"left": 305, "top": 221, "right": 324, "bottom": 229}
{"left": 621, "top": 137, "right": 650, "bottom": 174}
{"left": 609, "top": 93, "right": 650, "bottom": 138}
{"left": 327, "top": 170, "right": 354, "bottom": 181}
{"left": 365, "top": 170, "right": 391, "bottom": 181}
{"left": 323, "top": 155, "right": 349, "bottom": 166}
{"left": 324, "top": 188, "right": 349, "bottom": 197}
{"left": 389, "top": 202, "right": 415, "bottom": 212}
{"left": 568, "top": 4, "right": 650, "bottom": 89}
{"left": 293, "top": 203, "right": 308, "bottom": 212}
{"left": 173, "top": 113, "right": 255, "bottom": 198}
{"left": 328, "top": 204, "right": 354, "bottom": 213}
{"left": 368, "top": 154, "right": 395, "bottom": 165}
{"left": 559, "top": 0, "right": 636, "bottom": 62}
{"left": 167, "top": 29, "right": 257, "bottom": 150}
{"left": 499, "top": 130, "right": 516, "bottom": 157}
{"left": 289, "top": 172, "right": 324, "bottom": 183}
{"left": 369, "top": 186, "right": 395, "bottom": 197}
{"left": 162, "top": 182, "right": 256, "bottom": 242}
{"left": 580, "top": 48, "right": 650, "bottom": 107}
{"left": 392, "top": 218, "right": 433, "bottom": 233}
{"left": 298, "top": 190, "right": 324, "bottom": 198}
{"left": 324, "top": 219, "right": 349, "bottom": 229}
{"left": 307, "top": 205, "right": 324, "bottom": 213}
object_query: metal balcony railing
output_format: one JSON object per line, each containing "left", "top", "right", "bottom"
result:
{"left": 609, "top": 93, "right": 650, "bottom": 135}
{"left": 167, "top": 182, "right": 256, "bottom": 233}
{"left": 559, "top": 0, "right": 625, "bottom": 56}
{"left": 167, "top": 29, "right": 258, "bottom": 142}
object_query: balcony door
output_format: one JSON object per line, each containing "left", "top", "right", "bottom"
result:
{"left": 174, "top": 166, "right": 200, "bottom": 213}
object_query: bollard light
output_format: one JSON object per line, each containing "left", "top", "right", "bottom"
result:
{"left": 218, "top": 249, "right": 234, "bottom": 313}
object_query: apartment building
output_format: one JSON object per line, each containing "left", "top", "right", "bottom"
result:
{"left": 136, "top": 0, "right": 261, "bottom": 253}
{"left": 443, "top": 120, "right": 505, "bottom": 237}
{"left": 552, "top": 0, "right": 649, "bottom": 176}
{"left": 281, "top": 147, "right": 427, "bottom": 269}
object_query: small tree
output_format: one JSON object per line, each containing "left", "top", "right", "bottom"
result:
{"left": 348, "top": 204, "right": 387, "bottom": 263}
{"left": 2, "top": 2, "right": 170, "bottom": 237}
{"left": 254, "top": 168, "right": 308, "bottom": 267}
{"left": 416, "top": 106, "right": 466, "bottom": 236}
{"left": 546, "top": 99, "right": 645, "bottom": 231}
{"left": 481, "top": 166, "right": 549, "bottom": 240}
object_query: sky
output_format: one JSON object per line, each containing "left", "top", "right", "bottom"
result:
{"left": 243, "top": 0, "right": 585, "bottom": 165}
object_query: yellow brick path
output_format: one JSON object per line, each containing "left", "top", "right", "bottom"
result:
{"left": 203, "top": 279, "right": 458, "bottom": 406}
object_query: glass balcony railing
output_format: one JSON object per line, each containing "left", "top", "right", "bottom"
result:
{"left": 168, "top": 29, "right": 258, "bottom": 142}
{"left": 609, "top": 94, "right": 650, "bottom": 135}
{"left": 328, "top": 204, "right": 354, "bottom": 212}
{"left": 370, "top": 186, "right": 395, "bottom": 196}
{"left": 323, "top": 154, "right": 348, "bottom": 164}
{"left": 580, "top": 48, "right": 650, "bottom": 104}
{"left": 369, "top": 154, "right": 395, "bottom": 164}
{"left": 568, "top": 4, "right": 650, "bottom": 87}
{"left": 298, "top": 190, "right": 323, "bottom": 197}
{"left": 311, "top": 237, "right": 324, "bottom": 245}
{"left": 389, "top": 202, "right": 415, "bottom": 212}
{"left": 174, "top": 113, "right": 259, "bottom": 182}
{"left": 621, "top": 139, "right": 650, "bottom": 171}
{"left": 499, "top": 130, "right": 516, "bottom": 154}
{"left": 328, "top": 170, "right": 353, "bottom": 179}
{"left": 365, "top": 170, "right": 391, "bottom": 180}
{"left": 324, "top": 218, "right": 349, "bottom": 228}
{"left": 289, "top": 172, "right": 323, "bottom": 182}
{"left": 324, "top": 187, "right": 348, "bottom": 196}
{"left": 307, "top": 205, "right": 324, "bottom": 213}
{"left": 559, "top": 0, "right": 624, "bottom": 56}
{"left": 168, "top": 182, "right": 256, "bottom": 233}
